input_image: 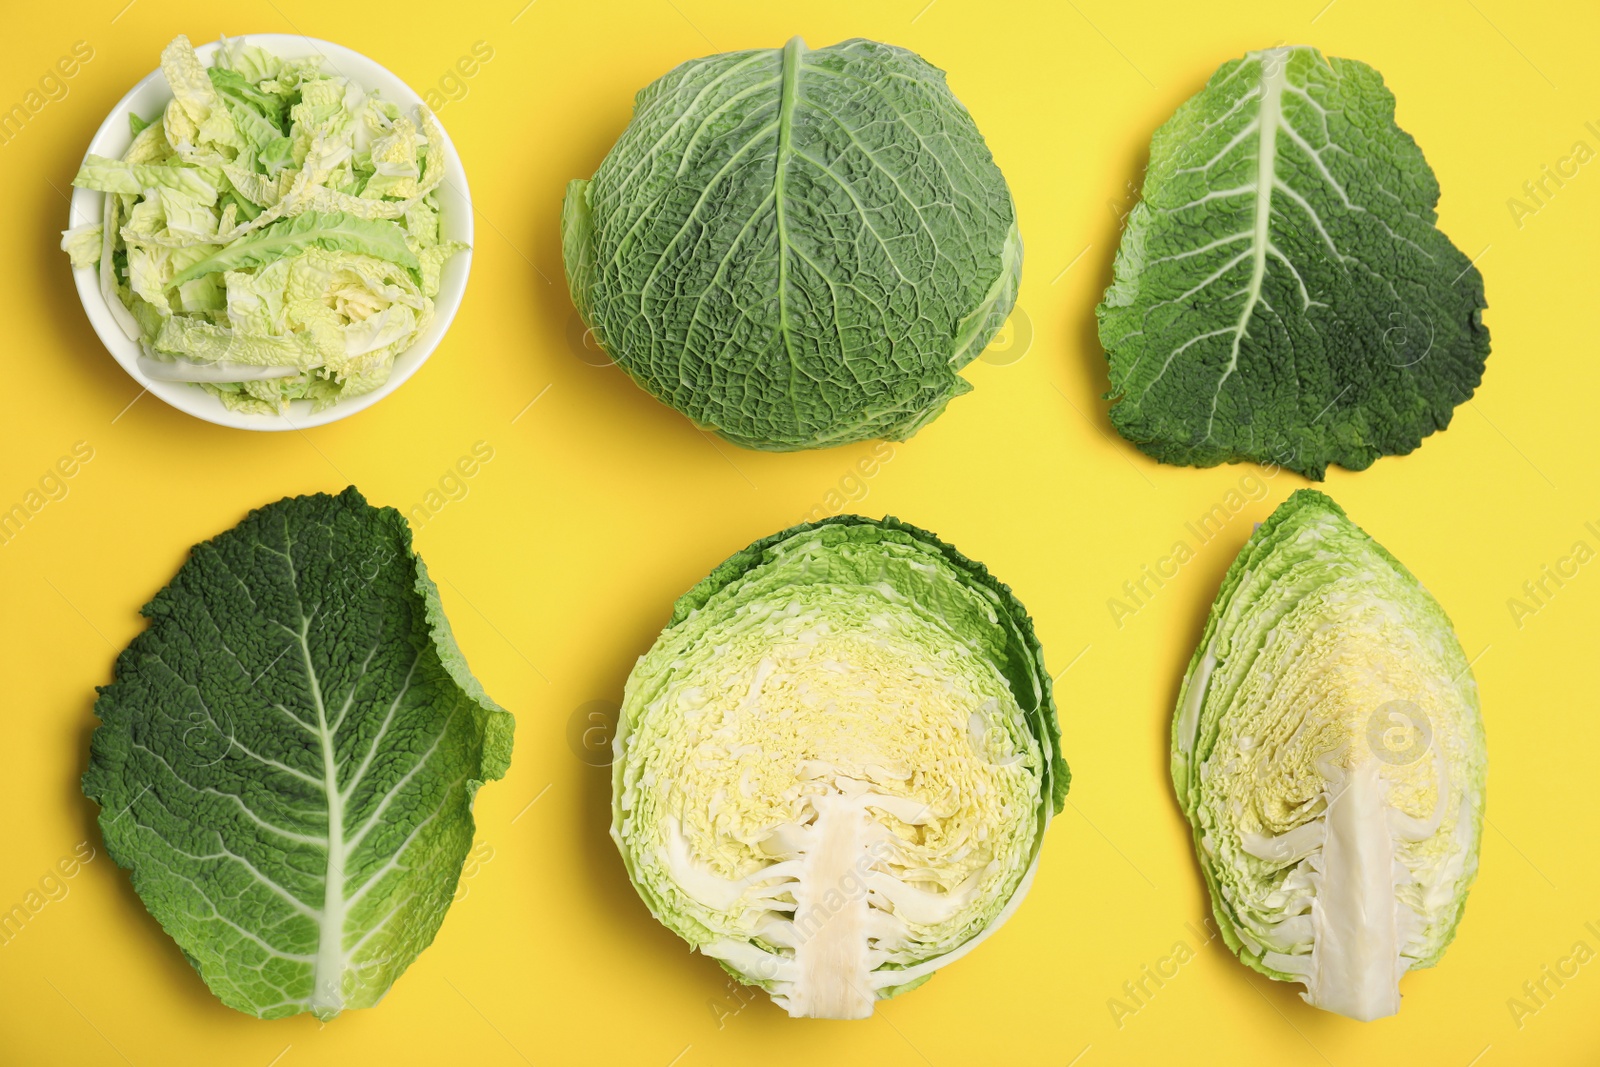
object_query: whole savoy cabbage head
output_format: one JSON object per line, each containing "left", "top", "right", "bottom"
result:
{"left": 563, "top": 37, "right": 1021, "bottom": 451}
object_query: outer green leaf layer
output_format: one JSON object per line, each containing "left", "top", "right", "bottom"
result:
{"left": 564, "top": 38, "right": 1021, "bottom": 451}
{"left": 83, "top": 487, "right": 513, "bottom": 1020}
{"left": 1098, "top": 47, "right": 1490, "bottom": 479}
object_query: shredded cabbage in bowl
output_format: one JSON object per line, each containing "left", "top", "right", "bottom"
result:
{"left": 61, "top": 35, "right": 467, "bottom": 414}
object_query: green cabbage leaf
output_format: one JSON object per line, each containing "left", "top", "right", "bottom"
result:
{"left": 1098, "top": 47, "right": 1490, "bottom": 479}
{"left": 83, "top": 488, "right": 513, "bottom": 1020}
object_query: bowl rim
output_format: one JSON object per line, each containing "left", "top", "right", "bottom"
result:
{"left": 67, "top": 33, "right": 474, "bottom": 432}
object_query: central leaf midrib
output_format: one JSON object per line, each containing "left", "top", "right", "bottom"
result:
{"left": 774, "top": 37, "right": 806, "bottom": 418}
{"left": 1205, "top": 48, "right": 1288, "bottom": 440}
{"left": 299, "top": 618, "right": 348, "bottom": 1018}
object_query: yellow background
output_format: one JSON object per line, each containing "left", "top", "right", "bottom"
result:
{"left": 1, "top": 0, "right": 1596, "bottom": 1063}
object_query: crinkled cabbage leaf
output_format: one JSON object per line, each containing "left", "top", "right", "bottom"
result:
{"left": 1173, "top": 489, "right": 1485, "bottom": 1020}
{"left": 612, "top": 517, "right": 1066, "bottom": 1018}
{"left": 563, "top": 37, "right": 1021, "bottom": 451}
{"left": 1098, "top": 47, "right": 1490, "bottom": 479}
{"left": 83, "top": 488, "right": 513, "bottom": 1019}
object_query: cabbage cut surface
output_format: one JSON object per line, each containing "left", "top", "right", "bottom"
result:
{"left": 614, "top": 518, "right": 1066, "bottom": 1018}
{"left": 1173, "top": 489, "right": 1485, "bottom": 1020}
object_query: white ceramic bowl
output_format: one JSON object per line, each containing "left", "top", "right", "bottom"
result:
{"left": 67, "top": 35, "right": 473, "bottom": 431}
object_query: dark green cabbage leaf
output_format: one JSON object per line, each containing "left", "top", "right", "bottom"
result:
{"left": 1099, "top": 47, "right": 1489, "bottom": 479}
{"left": 84, "top": 488, "right": 513, "bottom": 1019}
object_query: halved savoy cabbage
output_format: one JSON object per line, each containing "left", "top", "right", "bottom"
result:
{"left": 612, "top": 517, "right": 1067, "bottom": 1018}
{"left": 83, "top": 488, "right": 513, "bottom": 1019}
{"left": 1099, "top": 47, "right": 1490, "bottom": 479}
{"left": 563, "top": 38, "right": 1021, "bottom": 451}
{"left": 1173, "top": 489, "right": 1485, "bottom": 1020}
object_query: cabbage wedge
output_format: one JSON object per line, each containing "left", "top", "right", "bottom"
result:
{"left": 612, "top": 517, "right": 1067, "bottom": 1018}
{"left": 1173, "top": 489, "right": 1485, "bottom": 1021}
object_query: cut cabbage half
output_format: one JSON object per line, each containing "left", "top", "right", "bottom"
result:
{"left": 612, "top": 517, "right": 1067, "bottom": 1018}
{"left": 1173, "top": 489, "right": 1486, "bottom": 1021}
